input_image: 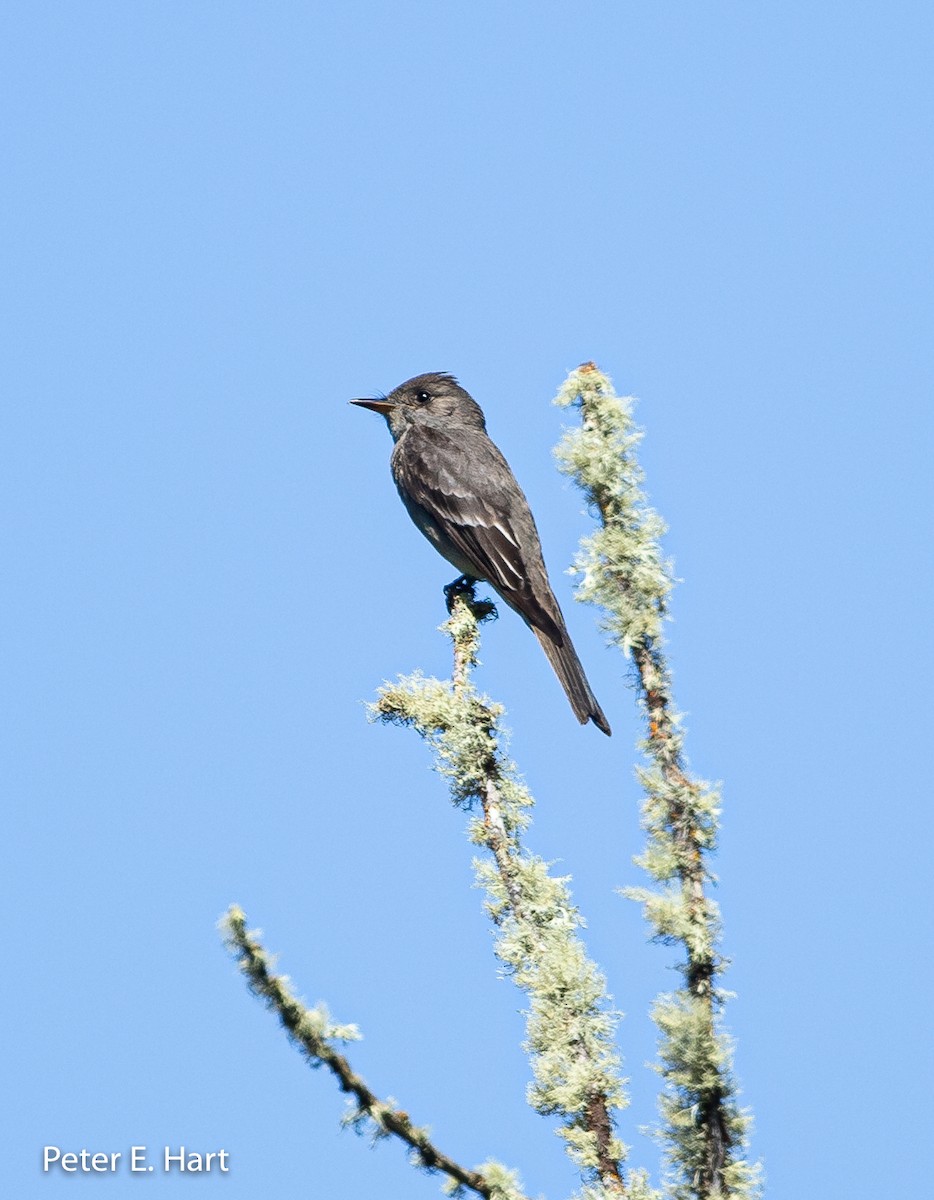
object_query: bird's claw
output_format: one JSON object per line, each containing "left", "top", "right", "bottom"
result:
{"left": 443, "top": 574, "right": 475, "bottom": 613}
{"left": 443, "top": 575, "right": 497, "bottom": 622}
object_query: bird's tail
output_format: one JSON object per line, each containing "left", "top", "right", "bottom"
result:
{"left": 532, "top": 624, "right": 611, "bottom": 736}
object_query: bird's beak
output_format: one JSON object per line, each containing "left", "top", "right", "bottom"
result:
{"left": 350, "top": 398, "right": 395, "bottom": 415}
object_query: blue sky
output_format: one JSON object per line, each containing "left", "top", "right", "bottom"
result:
{"left": 3, "top": 3, "right": 932, "bottom": 1197}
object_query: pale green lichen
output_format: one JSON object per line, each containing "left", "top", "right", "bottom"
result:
{"left": 555, "top": 365, "right": 762, "bottom": 1199}
{"left": 554, "top": 368, "right": 673, "bottom": 657}
{"left": 573, "top": 1171, "right": 663, "bottom": 1200}
{"left": 372, "top": 599, "right": 628, "bottom": 1187}
{"left": 441, "top": 1160, "right": 529, "bottom": 1200}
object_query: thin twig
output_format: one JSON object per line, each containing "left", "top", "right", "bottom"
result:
{"left": 222, "top": 906, "right": 519, "bottom": 1200}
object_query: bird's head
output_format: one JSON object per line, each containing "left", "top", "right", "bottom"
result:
{"left": 351, "top": 372, "right": 486, "bottom": 440}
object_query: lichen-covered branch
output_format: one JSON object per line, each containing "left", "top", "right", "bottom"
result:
{"left": 554, "top": 364, "right": 762, "bottom": 1200}
{"left": 221, "top": 906, "right": 527, "bottom": 1200}
{"left": 372, "top": 591, "right": 634, "bottom": 1198}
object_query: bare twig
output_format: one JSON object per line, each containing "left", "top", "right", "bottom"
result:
{"left": 221, "top": 906, "right": 526, "bottom": 1200}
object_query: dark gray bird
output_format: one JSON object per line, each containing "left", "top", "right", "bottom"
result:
{"left": 351, "top": 372, "right": 611, "bottom": 735}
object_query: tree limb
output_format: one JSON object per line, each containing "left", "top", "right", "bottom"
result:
{"left": 221, "top": 906, "right": 527, "bottom": 1200}
{"left": 555, "top": 363, "right": 761, "bottom": 1200}
{"left": 374, "top": 588, "right": 629, "bottom": 1195}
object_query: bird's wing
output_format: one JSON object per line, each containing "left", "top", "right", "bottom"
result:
{"left": 393, "top": 427, "right": 563, "bottom": 640}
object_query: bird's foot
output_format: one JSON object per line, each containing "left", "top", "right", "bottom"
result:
{"left": 443, "top": 575, "right": 476, "bottom": 614}
{"left": 443, "top": 575, "right": 497, "bottom": 623}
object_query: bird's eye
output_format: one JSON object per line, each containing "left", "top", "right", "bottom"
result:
{"left": 415, "top": 391, "right": 431, "bottom": 404}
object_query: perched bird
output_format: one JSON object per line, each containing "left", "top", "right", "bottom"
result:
{"left": 351, "top": 372, "right": 610, "bottom": 735}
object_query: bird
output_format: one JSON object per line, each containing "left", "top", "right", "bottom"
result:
{"left": 351, "top": 372, "right": 611, "bottom": 735}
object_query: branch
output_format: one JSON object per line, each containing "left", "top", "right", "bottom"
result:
{"left": 373, "top": 588, "right": 629, "bottom": 1196}
{"left": 221, "top": 906, "right": 527, "bottom": 1200}
{"left": 555, "top": 364, "right": 762, "bottom": 1200}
